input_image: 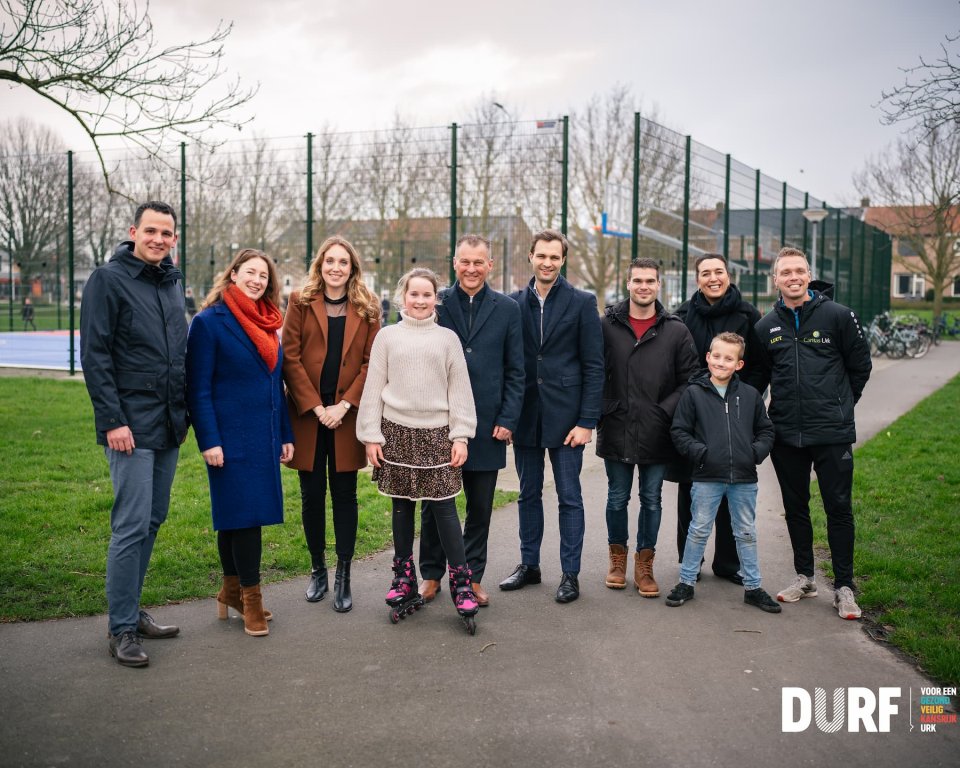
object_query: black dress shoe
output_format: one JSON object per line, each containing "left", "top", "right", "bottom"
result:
{"left": 109, "top": 630, "right": 149, "bottom": 667}
{"left": 499, "top": 564, "right": 542, "bottom": 591}
{"left": 305, "top": 567, "right": 328, "bottom": 602}
{"left": 136, "top": 610, "right": 179, "bottom": 639}
{"left": 555, "top": 572, "right": 580, "bottom": 603}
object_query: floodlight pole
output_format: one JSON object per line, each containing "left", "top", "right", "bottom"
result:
{"left": 802, "top": 208, "right": 829, "bottom": 279}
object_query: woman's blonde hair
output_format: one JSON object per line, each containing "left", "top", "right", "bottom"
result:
{"left": 202, "top": 249, "right": 280, "bottom": 309}
{"left": 299, "top": 236, "right": 380, "bottom": 323}
{"left": 394, "top": 267, "right": 441, "bottom": 309}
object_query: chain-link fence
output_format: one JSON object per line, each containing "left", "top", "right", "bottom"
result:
{"left": 0, "top": 112, "right": 890, "bottom": 371}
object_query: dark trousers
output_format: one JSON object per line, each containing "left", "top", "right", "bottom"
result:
{"left": 770, "top": 443, "right": 856, "bottom": 589}
{"left": 676, "top": 482, "right": 741, "bottom": 576}
{"left": 217, "top": 527, "right": 262, "bottom": 587}
{"left": 298, "top": 424, "right": 358, "bottom": 565}
{"left": 514, "top": 443, "right": 586, "bottom": 574}
{"left": 420, "top": 469, "right": 498, "bottom": 582}
{"left": 392, "top": 497, "right": 466, "bottom": 569}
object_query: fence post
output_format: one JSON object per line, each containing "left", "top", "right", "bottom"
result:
{"left": 858, "top": 219, "right": 866, "bottom": 317}
{"left": 68, "top": 150, "right": 76, "bottom": 376}
{"left": 681, "top": 135, "right": 691, "bottom": 298}
{"left": 723, "top": 153, "right": 731, "bottom": 259}
{"left": 6, "top": 226, "right": 12, "bottom": 332}
{"left": 306, "top": 132, "right": 314, "bottom": 271}
{"left": 560, "top": 115, "right": 569, "bottom": 277}
{"left": 55, "top": 231, "right": 62, "bottom": 328}
{"left": 180, "top": 143, "right": 187, "bottom": 290}
{"left": 631, "top": 112, "right": 640, "bottom": 261}
{"left": 753, "top": 169, "right": 761, "bottom": 306}
{"left": 802, "top": 191, "right": 809, "bottom": 254}
{"left": 780, "top": 182, "right": 787, "bottom": 249}
{"left": 449, "top": 122, "right": 458, "bottom": 285}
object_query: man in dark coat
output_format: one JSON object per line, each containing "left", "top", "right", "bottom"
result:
{"left": 498, "top": 229, "right": 604, "bottom": 604}
{"left": 671, "top": 253, "right": 762, "bottom": 584}
{"left": 418, "top": 234, "right": 525, "bottom": 607}
{"left": 598, "top": 258, "right": 699, "bottom": 598}
{"left": 753, "top": 247, "right": 872, "bottom": 620}
{"left": 80, "top": 201, "right": 186, "bottom": 667}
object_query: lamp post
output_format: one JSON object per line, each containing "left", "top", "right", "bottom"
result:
{"left": 802, "top": 208, "right": 829, "bottom": 279}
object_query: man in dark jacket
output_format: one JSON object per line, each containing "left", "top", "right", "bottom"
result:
{"left": 498, "top": 229, "right": 604, "bottom": 604}
{"left": 753, "top": 247, "right": 872, "bottom": 620}
{"left": 597, "top": 258, "right": 698, "bottom": 598}
{"left": 419, "top": 234, "right": 525, "bottom": 607}
{"left": 80, "top": 201, "right": 187, "bottom": 667}
{"left": 672, "top": 253, "right": 762, "bottom": 584}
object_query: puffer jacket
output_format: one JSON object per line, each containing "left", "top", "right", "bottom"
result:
{"left": 596, "top": 300, "right": 699, "bottom": 464}
{"left": 670, "top": 371, "right": 774, "bottom": 483}
{"left": 752, "top": 282, "right": 872, "bottom": 447}
{"left": 80, "top": 241, "right": 188, "bottom": 449}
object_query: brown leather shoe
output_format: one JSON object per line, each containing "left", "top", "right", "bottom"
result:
{"left": 420, "top": 578, "right": 441, "bottom": 602}
{"left": 634, "top": 549, "right": 659, "bottom": 597}
{"left": 605, "top": 544, "right": 628, "bottom": 589}
{"left": 472, "top": 582, "right": 489, "bottom": 606}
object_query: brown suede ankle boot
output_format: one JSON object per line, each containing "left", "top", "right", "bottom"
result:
{"left": 217, "top": 575, "right": 272, "bottom": 621}
{"left": 240, "top": 585, "right": 269, "bottom": 636}
{"left": 605, "top": 544, "right": 628, "bottom": 589}
{"left": 634, "top": 549, "right": 659, "bottom": 597}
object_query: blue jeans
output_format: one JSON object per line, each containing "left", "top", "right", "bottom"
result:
{"left": 679, "top": 482, "right": 760, "bottom": 590}
{"left": 604, "top": 460, "right": 666, "bottom": 551}
{"left": 104, "top": 446, "right": 179, "bottom": 636}
{"left": 514, "top": 444, "right": 585, "bottom": 574}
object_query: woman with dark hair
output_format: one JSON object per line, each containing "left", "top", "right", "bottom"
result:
{"left": 282, "top": 236, "right": 381, "bottom": 612}
{"left": 186, "top": 248, "right": 294, "bottom": 637}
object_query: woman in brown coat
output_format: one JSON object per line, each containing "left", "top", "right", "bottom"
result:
{"left": 282, "top": 236, "right": 381, "bottom": 612}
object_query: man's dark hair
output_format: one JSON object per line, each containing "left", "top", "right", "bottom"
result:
{"left": 134, "top": 201, "right": 178, "bottom": 228}
{"left": 629, "top": 257, "right": 660, "bottom": 278}
{"left": 529, "top": 228, "right": 568, "bottom": 258}
{"left": 695, "top": 253, "right": 727, "bottom": 272}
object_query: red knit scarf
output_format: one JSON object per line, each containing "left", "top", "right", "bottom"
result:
{"left": 223, "top": 283, "right": 283, "bottom": 371}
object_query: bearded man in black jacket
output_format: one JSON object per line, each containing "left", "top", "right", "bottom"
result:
{"left": 671, "top": 253, "right": 762, "bottom": 584}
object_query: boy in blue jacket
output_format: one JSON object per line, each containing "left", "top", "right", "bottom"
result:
{"left": 666, "top": 332, "right": 779, "bottom": 612}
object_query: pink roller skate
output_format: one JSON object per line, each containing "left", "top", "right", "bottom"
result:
{"left": 448, "top": 564, "right": 478, "bottom": 635}
{"left": 386, "top": 556, "right": 424, "bottom": 624}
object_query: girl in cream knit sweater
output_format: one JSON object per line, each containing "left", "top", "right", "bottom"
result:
{"left": 357, "top": 268, "right": 480, "bottom": 625}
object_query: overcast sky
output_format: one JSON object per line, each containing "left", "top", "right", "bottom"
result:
{"left": 4, "top": 0, "right": 957, "bottom": 206}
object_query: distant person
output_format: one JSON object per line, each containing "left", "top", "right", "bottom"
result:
{"left": 282, "top": 236, "right": 381, "bottom": 612}
{"left": 597, "top": 258, "right": 698, "bottom": 597}
{"left": 670, "top": 253, "right": 763, "bottom": 584}
{"left": 184, "top": 287, "right": 198, "bottom": 318}
{"left": 80, "top": 201, "right": 186, "bottom": 668}
{"left": 357, "top": 268, "right": 479, "bottom": 632}
{"left": 418, "top": 234, "right": 524, "bottom": 608}
{"left": 21, "top": 297, "right": 36, "bottom": 331}
{"left": 380, "top": 294, "right": 392, "bottom": 326}
{"left": 499, "top": 229, "right": 603, "bottom": 604}
{"left": 187, "top": 248, "right": 293, "bottom": 637}
{"left": 667, "top": 332, "right": 779, "bottom": 613}
{"left": 753, "top": 247, "right": 872, "bottom": 620}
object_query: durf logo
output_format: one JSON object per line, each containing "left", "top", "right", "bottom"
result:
{"left": 782, "top": 687, "right": 901, "bottom": 733}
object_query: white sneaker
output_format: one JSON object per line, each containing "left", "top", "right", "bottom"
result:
{"left": 834, "top": 586, "right": 862, "bottom": 620}
{"left": 776, "top": 574, "right": 818, "bottom": 603}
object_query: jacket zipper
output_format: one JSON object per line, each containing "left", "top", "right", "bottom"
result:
{"left": 724, "top": 398, "right": 733, "bottom": 482}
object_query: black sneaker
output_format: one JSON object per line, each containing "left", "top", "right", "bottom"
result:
{"left": 744, "top": 587, "right": 782, "bottom": 613}
{"left": 665, "top": 583, "right": 695, "bottom": 607}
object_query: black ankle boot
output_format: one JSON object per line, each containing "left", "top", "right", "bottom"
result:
{"left": 333, "top": 560, "right": 352, "bottom": 613}
{"left": 305, "top": 557, "right": 328, "bottom": 602}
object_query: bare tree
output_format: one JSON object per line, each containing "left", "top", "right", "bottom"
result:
{"left": 855, "top": 123, "right": 960, "bottom": 321}
{"left": 0, "top": 118, "right": 67, "bottom": 291}
{"left": 313, "top": 125, "right": 356, "bottom": 246}
{"left": 0, "top": 0, "right": 256, "bottom": 192}
{"left": 879, "top": 28, "right": 960, "bottom": 135}
{"left": 459, "top": 97, "right": 517, "bottom": 235}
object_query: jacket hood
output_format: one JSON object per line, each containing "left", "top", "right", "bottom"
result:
{"left": 111, "top": 240, "right": 181, "bottom": 282}
{"left": 689, "top": 368, "right": 739, "bottom": 391}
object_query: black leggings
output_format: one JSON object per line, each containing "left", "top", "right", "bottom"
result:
{"left": 217, "top": 527, "right": 262, "bottom": 587}
{"left": 392, "top": 497, "right": 466, "bottom": 570}
{"left": 299, "top": 423, "right": 358, "bottom": 565}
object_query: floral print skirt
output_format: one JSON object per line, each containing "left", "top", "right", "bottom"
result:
{"left": 373, "top": 418, "right": 462, "bottom": 501}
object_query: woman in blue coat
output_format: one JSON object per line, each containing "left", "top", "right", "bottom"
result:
{"left": 186, "top": 248, "right": 294, "bottom": 637}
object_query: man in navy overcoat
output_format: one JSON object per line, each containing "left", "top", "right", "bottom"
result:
{"left": 499, "top": 229, "right": 603, "bottom": 603}
{"left": 418, "top": 234, "right": 525, "bottom": 607}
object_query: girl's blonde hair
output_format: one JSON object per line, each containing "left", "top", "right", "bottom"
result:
{"left": 394, "top": 267, "right": 441, "bottom": 308}
{"left": 299, "top": 236, "right": 381, "bottom": 323}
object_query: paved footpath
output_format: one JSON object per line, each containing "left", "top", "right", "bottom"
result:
{"left": 1, "top": 345, "right": 959, "bottom": 768}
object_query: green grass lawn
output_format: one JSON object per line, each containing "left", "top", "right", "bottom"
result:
{"left": 812, "top": 374, "right": 960, "bottom": 685}
{"left": 0, "top": 377, "right": 517, "bottom": 621}
{"left": 3, "top": 302, "right": 71, "bottom": 332}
